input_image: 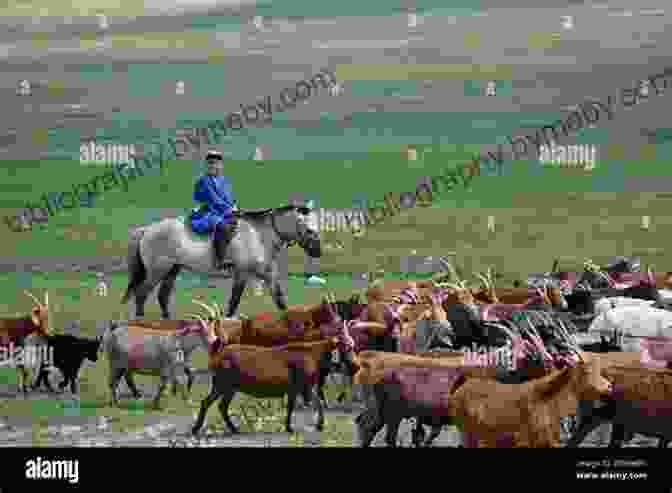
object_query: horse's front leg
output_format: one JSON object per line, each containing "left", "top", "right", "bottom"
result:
{"left": 226, "top": 277, "right": 247, "bottom": 318}
{"left": 270, "top": 277, "right": 288, "bottom": 311}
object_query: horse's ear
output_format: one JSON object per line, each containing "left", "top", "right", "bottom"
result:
{"left": 297, "top": 206, "right": 310, "bottom": 215}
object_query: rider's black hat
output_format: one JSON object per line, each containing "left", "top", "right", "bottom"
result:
{"left": 206, "top": 150, "right": 223, "bottom": 161}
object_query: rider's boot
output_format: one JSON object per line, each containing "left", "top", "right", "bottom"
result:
{"left": 214, "top": 223, "right": 235, "bottom": 270}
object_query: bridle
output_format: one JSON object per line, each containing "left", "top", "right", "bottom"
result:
{"left": 270, "top": 209, "right": 315, "bottom": 250}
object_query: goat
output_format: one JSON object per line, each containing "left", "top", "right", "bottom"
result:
{"left": 191, "top": 295, "right": 347, "bottom": 407}
{"left": 192, "top": 323, "right": 355, "bottom": 435}
{"left": 31, "top": 334, "right": 100, "bottom": 394}
{"left": 0, "top": 291, "right": 51, "bottom": 393}
{"left": 102, "top": 317, "right": 213, "bottom": 409}
{"left": 567, "top": 352, "right": 672, "bottom": 448}
{"left": 450, "top": 352, "right": 611, "bottom": 447}
{"left": 352, "top": 321, "right": 558, "bottom": 447}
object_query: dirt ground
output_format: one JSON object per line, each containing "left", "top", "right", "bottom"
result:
{"left": 0, "top": 370, "right": 661, "bottom": 447}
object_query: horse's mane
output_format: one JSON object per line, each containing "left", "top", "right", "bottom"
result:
{"left": 236, "top": 205, "right": 310, "bottom": 219}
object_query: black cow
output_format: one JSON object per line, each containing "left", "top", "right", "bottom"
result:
{"left": 31, "top": 334, "right": 100, "bottom": 394}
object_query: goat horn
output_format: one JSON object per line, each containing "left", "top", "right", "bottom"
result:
{"left": 188, "top": 314, "right": 210, "bottom": 332}
{"left": 475, "top": 272, "right": 490, "bottom": 289}
{"left": 192, "top": 299, "right": 217, "bottom": 319}
{"left": 44, "top": 291, "right": 49, "bottom": 307}
{"left": 437, "top": 282, "right": 461, "bottom": 290}
{"left": 24, "top": 291, "right": 42, "bottom": 307}
{"left": 440, "top": 258, "right": 461, "bottom": 283}
{"left": 212, "top": 302, "right": 224, "bottom": 319}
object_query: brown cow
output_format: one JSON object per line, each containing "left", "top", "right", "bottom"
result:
{"left": 192, "top": 324, "right": 355, "bottom": 435}
{"left": 0, "top": 291, "right": 51, "bottom": 393}
{"left": 450, "top": 352, "right": 612, "bottom": 447}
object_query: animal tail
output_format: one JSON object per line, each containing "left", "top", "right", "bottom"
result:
{"left": 121, "top": 228, "right": 147, "bottom": 304}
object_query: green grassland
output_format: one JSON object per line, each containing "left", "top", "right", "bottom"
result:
{"left": 2, "top": 147, "right": 672, "bottom": 275}
{"left": 2, "top": 150, "right": 672, "bottom": 441}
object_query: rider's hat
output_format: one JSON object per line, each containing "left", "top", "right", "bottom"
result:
{"left": 206, "top": 150, "right": 223, "bottom": 161}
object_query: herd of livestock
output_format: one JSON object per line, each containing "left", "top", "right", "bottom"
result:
{"left": 2, "top": 255, "right": 672, "bottom": 447}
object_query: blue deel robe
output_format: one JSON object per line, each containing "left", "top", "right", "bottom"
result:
{"left": 189, "top": 175, "right": 236, "bottom": 234}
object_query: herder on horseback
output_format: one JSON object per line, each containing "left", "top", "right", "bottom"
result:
{"left": 122, "top": 148, "right": 322, "bottom": 319}
{"left": 189, "top": 150, "right": 238, "bottom": 270}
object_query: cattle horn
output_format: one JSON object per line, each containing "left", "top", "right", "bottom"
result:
{"left": 192, "top": 299, "right": 217, "bottom": 319}
{"left": 24, "top": 290, "right": 42, "bottom": 307}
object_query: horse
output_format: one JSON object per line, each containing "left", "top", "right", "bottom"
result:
{"left": 121, "top": 205, "right": 321, "bottom": 319}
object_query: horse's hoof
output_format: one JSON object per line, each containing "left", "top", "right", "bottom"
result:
{"left": 191, "top": 426, "right": 200, "bottom": 436}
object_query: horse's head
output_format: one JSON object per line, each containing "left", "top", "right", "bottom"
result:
{"left": 272, "top": 205, "right": 322, "bottom": 258}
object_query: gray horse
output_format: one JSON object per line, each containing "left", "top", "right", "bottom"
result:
{"left": 121, "top": 205, "right": 321, "bottom": 319}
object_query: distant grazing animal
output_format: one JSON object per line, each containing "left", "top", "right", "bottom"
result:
{"left": 31, "top": 334, "right": 101, "bottom": 394}
{"left": 0, "top": 291, "right": 51, "bottom": 393}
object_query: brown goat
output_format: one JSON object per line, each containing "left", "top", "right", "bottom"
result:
{"left": 450, "top": 355, "right": 612, "bottom": 447}
{"left": 0, "top": 291, "right": 51, "bottom": 393}
{"left": 191, "top": 297, "right": 341, "bottom": 347}
{"left": 193, "top": 336, "right": 351, "bottom": 435}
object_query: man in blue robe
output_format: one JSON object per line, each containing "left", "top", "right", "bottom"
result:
{"left": 189, "top": 150, "right": 238, "bottom": 269}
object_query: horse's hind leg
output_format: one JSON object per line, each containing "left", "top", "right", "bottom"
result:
{"left": 226, "top": 275, "right": 247, "bottom": 318}
{"left": 133, "top": 269, "right": 171, "bottom": 318}
{"left": 157, "top": 265, "right": 182, "bottom": 319}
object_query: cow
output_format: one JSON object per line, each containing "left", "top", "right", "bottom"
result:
{"left": 0, "top": 291, "right": 51, "bottom": 393}
{"left": 450, "top": 351, "right": 612, "bottom": 447}
{"left": 31, "top": 334, "right": 101, "bottom": 394}
{"left": 101, "top": 317, "right": 214, "bottom": 409}
{"left": 192, "top": 315, "right": 355, "bottom": 435}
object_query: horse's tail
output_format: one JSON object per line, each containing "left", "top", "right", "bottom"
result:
{"left": 121, "top": 228, "right": 147, "bottom": 304}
